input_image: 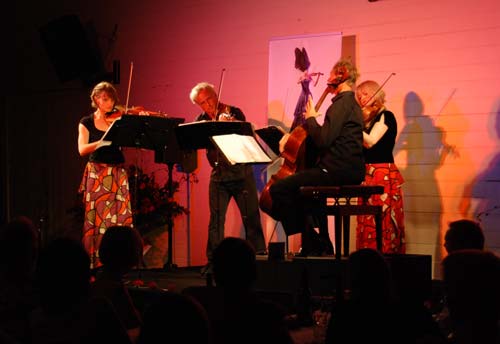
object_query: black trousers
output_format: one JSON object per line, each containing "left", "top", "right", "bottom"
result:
{"left": 269, "top": 167, "right": 361, "bottom": 255}
{"left": 206, "top": 175, "right": 266, "bottom": 262}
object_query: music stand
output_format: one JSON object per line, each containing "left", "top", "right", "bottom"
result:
{"left": 175, "top": 120, "right": 255, "bottom": 150}
{"left": 176, "top": 120, "right": 271, "bottom": 281}
{"left": 102, "top": 115, "right": 185, "bottom": 270}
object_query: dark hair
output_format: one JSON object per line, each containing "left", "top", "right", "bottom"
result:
{"left": 0, "top": 216, "right": 39, "bottom": 275}
{"left": 347, "top": 248, "right": 393, "bottom": 302}
{"left": 139, "top": 291, "right": 210, "bottom": 344}
{"left": 213, "top": 237, "right": 256, "bottom": 290}
{"left": 36, "top": 237, "right": 91, "bottom": 313}
{"left": 99, "top": 226, "right": 143, "bottom": 270}
{"left": 294, "top": 47, "right": 311, "bottom": 72}
{"left": 444, "top": 219, "right": 484, "bottom": 253}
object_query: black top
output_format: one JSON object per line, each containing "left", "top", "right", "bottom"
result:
{"left": 79, "top": 114, "right": 124, "bottom": 164}
{"left": 304, "top": 91, "right": 365, "bottom": 181}
{"left": 363, "top": 109, "right": 397, "bottom": 163}
{"left": 195, "top": 105, "right": 252, "bottom": 181}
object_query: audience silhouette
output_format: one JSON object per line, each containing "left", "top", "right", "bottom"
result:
{"left": 326, "top": 248, "right": 445, "bottom": 344}
{"left": 444, "top": 219, "right": 485, "bottom": 254}
{"left": 2, "top": 215, "right": 496, "bottom": 344}
{"left": 0, "top": 216, "right": 40, "bottom": 344}
{"left": 433, "top": 219, "right": 488, "bottom": 339}
{"left": 138, "top": 291, "right": 210, "bottom": 344}
{"left": 442, "top": 249, "right": 500, "bottom": 344}
{"left": 29, "top": 237, "right": 131, "bottom": 344}
{"left": 184, "top": 236, "right": 293, "bottom": 344}
{"left": 91, "top": 225, "right": 144, "bottom": 343}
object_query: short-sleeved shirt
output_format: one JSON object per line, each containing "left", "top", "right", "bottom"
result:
{"left": 80, "top": 114, "right": 124, "bottom": 164}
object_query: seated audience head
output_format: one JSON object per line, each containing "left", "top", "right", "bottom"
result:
{"left": 444, "top": 219, "right": 484, "bottom": 254}
{"left": 0, "top": 216, "right": 39, "bottom": 278}
{"left": 212, "top": 237, "right": 257, "bottom": 291}
{"left": 138, "top": 291, "right": 210, "bottom": 344}
{"left": 36, "top": 237, "right": 91, "bottom": 314}
{"left": 347, "top": 248, "right": 393, "bottom": 303}
{"left": 98, "top": 225, "right": 143, "bottom": 273}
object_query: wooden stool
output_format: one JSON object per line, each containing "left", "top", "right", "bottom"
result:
{"left": 300, "top": 185, "right": 384, "bottom": 260}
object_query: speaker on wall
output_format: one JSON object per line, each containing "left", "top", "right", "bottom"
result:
{"left": 39, "top": 14, "right": 106, "bottom": 84}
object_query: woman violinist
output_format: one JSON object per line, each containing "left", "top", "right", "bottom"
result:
{"left": 355, "top": 80, "right": 405, "bottom": 253}
{"left": 78, "top": 81, "right": 134, "bottom": 268}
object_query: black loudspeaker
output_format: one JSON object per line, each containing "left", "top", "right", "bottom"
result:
{"left": 384, "top": 254, "right": 433, "bottom": 304}
{"left": 39, "top": 14, "right": 105, "bottom": 83}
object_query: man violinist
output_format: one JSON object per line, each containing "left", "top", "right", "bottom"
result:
{"left": 268, "top": 59, "right": 365, "bottom": 256}
{"left": 190, "top": 82, "right": 267, "bottom": 275}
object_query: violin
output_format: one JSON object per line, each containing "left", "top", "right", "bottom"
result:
{"left": 359, "top": 72, "right": 396, "bottom": 121}
{"left": 104, "top": 105, "right": 167, "bottom": 124}
{"left": 361, "top": 103, "right": 383, "bottom": 121}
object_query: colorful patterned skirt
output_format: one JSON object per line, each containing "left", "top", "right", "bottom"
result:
{"left": 356, "top": 163, "right": 405, "bottom": 253}
{"left": 79, "top": 162, "right": 133, "bottom": 267}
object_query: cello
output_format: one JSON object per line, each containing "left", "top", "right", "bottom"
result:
{"left": 258, "top": 85, "right": 332, "bottom": 217}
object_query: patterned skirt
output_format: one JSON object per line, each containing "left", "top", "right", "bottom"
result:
{"left": 79, "top": 162, "right": 133, "bottom": 267}
{"left": 356, "top": 163, "right": 406, "bottom": 254}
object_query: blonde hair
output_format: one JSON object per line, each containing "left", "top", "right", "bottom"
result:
{"left": 90, "top": 81, "right": 119, "bottom": 109}
{"left": 357, "top": 80, "right": 386, "bottom": 106}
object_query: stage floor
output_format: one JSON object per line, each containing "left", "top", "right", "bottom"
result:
{"left": 123, "top": 252, "right": 434, "bottom": 312}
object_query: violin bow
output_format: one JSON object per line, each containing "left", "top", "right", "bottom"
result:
{"left": 364, "top": 72, "right": 396, "bottom": 106}
{"left": 124, "top": 62, "right": 134, "bottom": 113}
{"left": 215, "top": 68, "right": 226, "bottom": 119}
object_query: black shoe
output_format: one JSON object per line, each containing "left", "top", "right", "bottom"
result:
{"left": 200, "top": 263, "right": 213, "bottom": 277}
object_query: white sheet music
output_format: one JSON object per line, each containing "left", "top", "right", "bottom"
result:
{"left": 211, "top": 134, "right": 272, "bottom": 165}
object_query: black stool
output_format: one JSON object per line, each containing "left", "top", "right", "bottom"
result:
{"left": 300, "top": 185, "right": 384, "bottom": 260}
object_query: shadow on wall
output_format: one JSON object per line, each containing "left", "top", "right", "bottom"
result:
{"left": 394, "top": 92, "right": 455, "bottom": 273}
{"left": 459, "top": 99, "right": 500, "bottom": 256}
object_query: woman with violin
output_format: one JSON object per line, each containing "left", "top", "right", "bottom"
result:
{"left": 268, "top": 59, "right": 365, "bottom": 256}
{"left": 190, "top": 82, "right": 267, "bottom": 276}
{"left": 78, "top": 81, "right": 134, "bottom": 268}
{"left": 355, "top": 80, "right": 405, "bottom": 253}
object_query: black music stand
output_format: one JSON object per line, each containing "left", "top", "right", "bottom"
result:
{"left": 175, "top": 120, "right": 255, "bottom": 150}
{"left": 176, "top": 120, "right": 270, "bottom": 163}
{"left": 102, "top": 115, "right": 185, "bottom": 270}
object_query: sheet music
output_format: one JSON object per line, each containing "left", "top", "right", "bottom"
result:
{"left": 100, "top": 116, "right": 123, "bottom": 142}
{"left": 211, "top": 134, "right": 272, "bottom": 165}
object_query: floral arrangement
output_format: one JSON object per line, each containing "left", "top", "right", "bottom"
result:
{"left": 127, "top": 165, "right": 188, "bottom": 236}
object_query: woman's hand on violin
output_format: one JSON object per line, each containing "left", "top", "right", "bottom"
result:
{"left": 304, "top": 96, "right": 319, "bottom": 119}
{"left": 279, "top": 133, "right": 290, "bottom": 153}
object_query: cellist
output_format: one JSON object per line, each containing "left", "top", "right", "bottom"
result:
{"left": 268, "top": 59, "right": 365, "bottom": 256}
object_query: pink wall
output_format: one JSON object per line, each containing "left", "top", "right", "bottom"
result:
{"left": 8, "top": 0, "right": 500, "bottom": 277}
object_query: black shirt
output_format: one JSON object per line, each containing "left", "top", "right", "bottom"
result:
{"left": 195, "top": 105, "right": 251, "bottom": 181}
{"left": 304, "top": 91, "right": 365, "bottom": 180}
{"left": 363, "top": 109, "right": 397, "bottom": 163}
{"left": 80, "top": 114, "right": 124, "bottom": 164}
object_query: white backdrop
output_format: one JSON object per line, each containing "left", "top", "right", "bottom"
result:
{"left": 264, "top": 32, "right": 343, "bottom": 250}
